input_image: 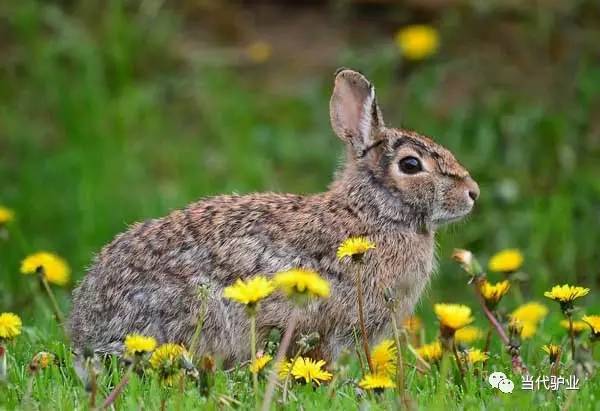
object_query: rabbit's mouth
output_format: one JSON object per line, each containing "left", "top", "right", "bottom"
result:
{"left": 432, "top": 209, "right": 472, "bottom": 226}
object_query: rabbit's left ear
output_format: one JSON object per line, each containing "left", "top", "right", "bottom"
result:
{"left": 330, "top": 69, "right": 384, "bottom": 157}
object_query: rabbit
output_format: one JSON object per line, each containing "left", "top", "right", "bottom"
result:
{"left": 69, "top": 69, "right": 479, "bottom": 365}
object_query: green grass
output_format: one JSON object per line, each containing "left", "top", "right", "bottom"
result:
{"left": 2, "top": 1, "right": 600, "bottom": 409}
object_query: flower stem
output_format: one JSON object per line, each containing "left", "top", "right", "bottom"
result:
{"left": 101, "top": 364, "right": 133, "bottom": 409}
{"left": 405, "top": 339, "right": 431, "bottom": 371}
{"left": 483, "top": 328, "right": 492, "bottom": 364}
{"left": 474, "top": 280, "right": 508, "bottom": 342}
{"left": 352, "top": 327, "right": 366, "bottom": 372}
{"left": 261, "top": 311, "right": 298, "bottom": 411}
{"left": 391, "top": 314, "right": 408, "bottom": 407}
{"left": 39, "top": 272, "right": 64, "bottom": 325}
{"left": 22, "top": 373, "right": 35, "bottom": 408}
{"left": 89, "top": 366, "right": 97, "bottom": 410}
{"left": 282, "top": 349, "right": 301, "bottom": 403}
{"left": 568, "top": 315, "right": 576, "bottom": 361}
{"left": 326, "top": 373, "right": 339, "bottom": 398}
{"left": 355, "top": 268, "right": 373, "bottom": 373}
{"left": 550, "top": 356, "right": 560, "bottom": 376}
{"left": 434, "top": 352, "right": 450, "bottom": 405}
{"left": 472, "top": 276, "right": 527, "bottom": 374}
{"left": 250, "top": 314, "right": 259, "bottom": 404}
{"left": 189, "top": 298, "right": 207, "bottom": 356}
{"left": 451, "top": 340, "right": 465, "bottom": 380}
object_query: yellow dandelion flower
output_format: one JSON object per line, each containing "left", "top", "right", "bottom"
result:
{"left": 544, "top": 284, "right": 589, "bottom": 304}
{"left": 371, "top": 339, "right": 396, "bottom": 376}
{"left": 510, "top": 302, "right": 548, "bottom": 324}
{"left": 0, "top": 312, "right": 22, "bottom": 340}
{"left": 542, "top": 344, "right": 561, "bottom": 363}
{"left": 249, "top": 354, "right": 272, "bottom": 374}
{"left": 273, "top": 268, "right": 330, "bottom": 299}
{"left": 463, "top": 349, "right": 488, "bottom": 364}
{"left": 479, "top": 280, "right": 510, "bottom": 307}
{"left": 124, "top": 334, "right": 157, "bottom": 357}
{"left": 359, "top": 373, "right": 395, "bottom": 390}
{"left": 582, "top": 315, "right": 600, "bottom": 338}
{"left": 277, "top": 359, "right": 292, "bottom": 379}
{"left": 455, "top": 326, "right": 484, "bottom": 345}
{"left": 149, "top": 343, "right": 187, "bottom": 376}
{"left": 416, "top": 341, "right": 443, "bottom": 363}
{"left": 246, "top": 41, "right": 272, "bottom": 64}
{"left": 31, "top": 352, "right": 56, "bottom": 369}
{"left": 223, "top": 276, "right": 275, "bottom": 306}
{"left": 403, "top": 315, "right": 422, "bottom": 334}
{"left": 434, "top": 303, "right": 473, "bottom": 334}
{"left": 336, "top": 237, "right": 376, "bottom": 261}
{"left": 0, "top": 206, "right": 15, "bottom": 224}
{"left": 20, "top": 252, "right": 70, "bottom": 286}
{"left": 488, "top": 249, "right": 524, "bottom": 273}
{"left": 559, "top": 319, "right": 588, "bottom": 335}
{"left": 520, "top": 321, "right": 538, "bottom": 339}
{"left": 288, "top": 357, "right": 332, "bottom": 386}
{"left": 394, "top": 25, "right": 439, "bottom": 61}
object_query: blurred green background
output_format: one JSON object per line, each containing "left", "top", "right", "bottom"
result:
{"left": 1, "top": 0, "right": 600, "bottom": 316}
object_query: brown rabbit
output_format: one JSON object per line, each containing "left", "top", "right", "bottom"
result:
{"left": 69, "top": 69, "right": 479, "bottom": 364}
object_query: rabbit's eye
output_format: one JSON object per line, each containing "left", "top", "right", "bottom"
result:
{"left": 399, "top": 156, "right": 422, "bottom": 174}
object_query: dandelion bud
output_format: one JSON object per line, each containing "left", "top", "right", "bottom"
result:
{"left": 196, "top": 284, "right": 210, "bottom": 300}
{"left": 29, "top": 351, "right": 56, "bottom": 373}
{"left": 198, "top": 354, "right": 216, "bottom": 396}
{"left": 452, "top": 249, "right": 482, "bottom": 278}
{"left": 452, "top": 249, "right": 472, "bottom": 267}
{"left": 200, "top": 354, "right": 216, "bottom": 373}
{"left": 508, "top": 320, "right": 523, "bottom": 351}
{"left": 541, "top": 344, "right": 561, "bottom": 364}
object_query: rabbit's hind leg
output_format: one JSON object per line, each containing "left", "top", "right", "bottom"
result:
{"left": 174, "top": 291, "right": 248, "bottom": 367}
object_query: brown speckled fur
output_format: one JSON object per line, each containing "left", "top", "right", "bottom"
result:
{"left": 69, "top": 69, "right": 479, "bottom": 364}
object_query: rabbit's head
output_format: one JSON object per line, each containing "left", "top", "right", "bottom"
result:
{"left": 330, "top": 69, "right": 479, "bottom": 229}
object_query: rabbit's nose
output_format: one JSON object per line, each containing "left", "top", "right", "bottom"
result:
{"left": 465, "top": 177, "right": 480, "bottom": 202}
{"left": 468, "top": 189, "right": 479, "bottom": 201}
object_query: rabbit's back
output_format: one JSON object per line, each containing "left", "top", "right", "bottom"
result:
{"left": 69, "top": 192, "right": 370, "bottom": 358}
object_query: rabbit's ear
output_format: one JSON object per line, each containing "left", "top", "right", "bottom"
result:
{"left": 330, "top": 69, "right": 384, "bottom": 157}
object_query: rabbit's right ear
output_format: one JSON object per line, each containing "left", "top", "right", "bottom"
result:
{"left": 330, "top": 69, "right": 384, "bottom": 157}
